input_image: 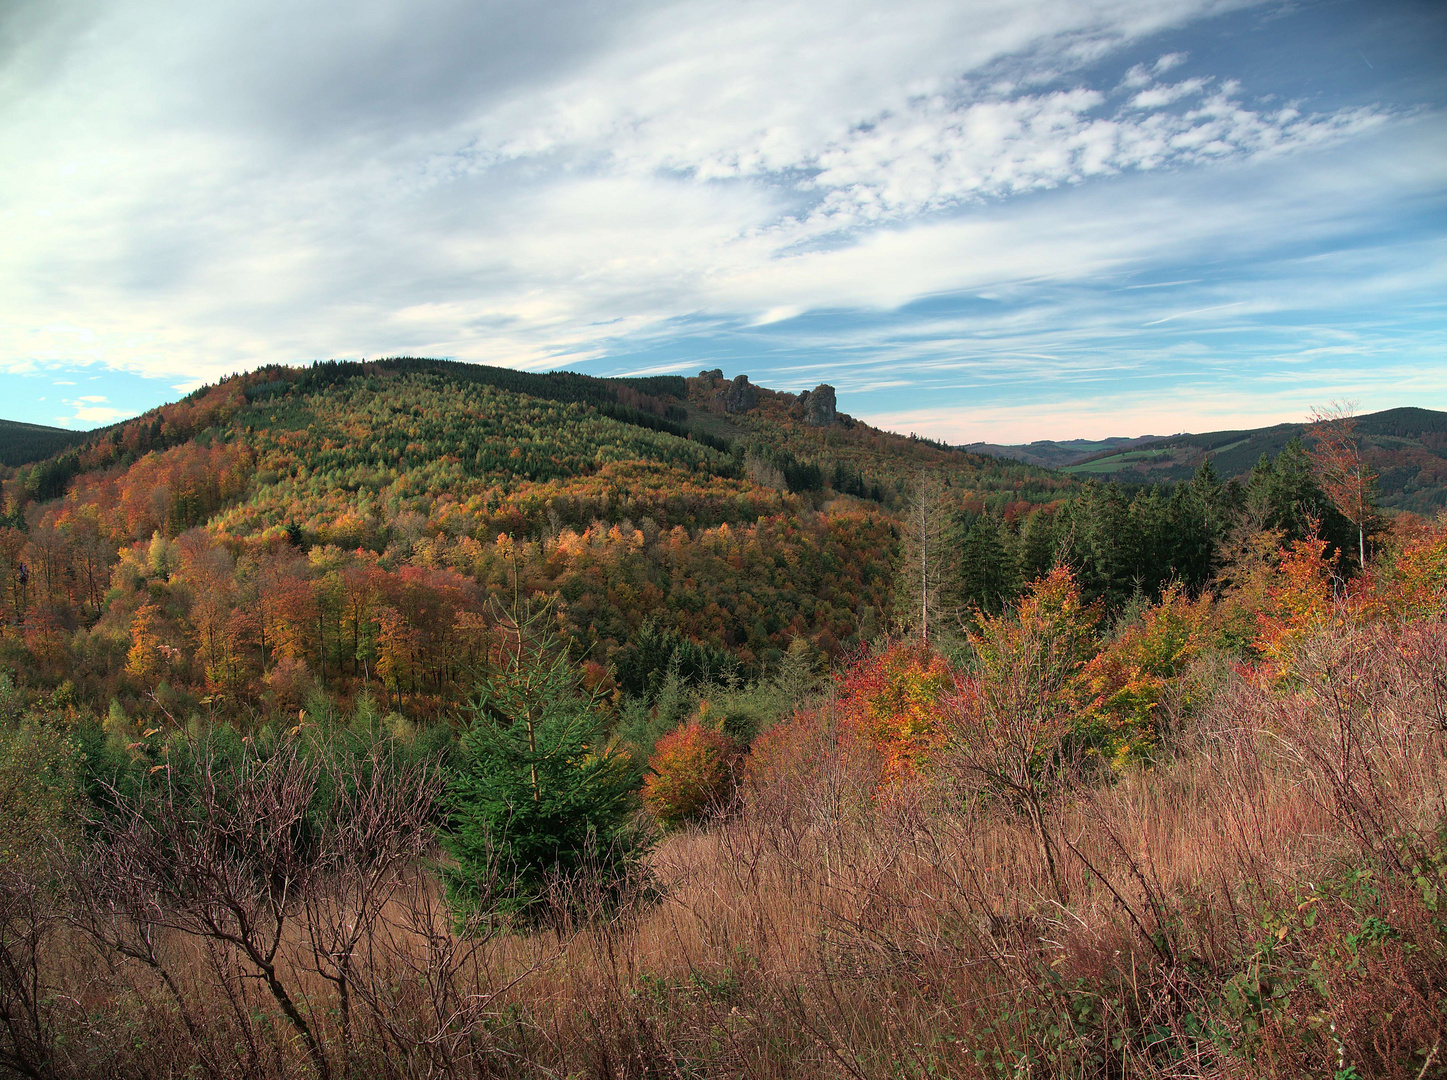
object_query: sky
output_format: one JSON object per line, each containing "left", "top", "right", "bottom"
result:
{"left": 1, "top": 0, "right": 1444, "bottom": 443}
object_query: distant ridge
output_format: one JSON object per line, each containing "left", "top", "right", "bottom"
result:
{"left": 0, "top": 418, "right": 90, "bottom": 468}
{"left": 12, "top": 368, "right": 1447, "bottom": 514}
{"left": 966, "top": 406, "right": 1447, "bottom": 514}
{"left": 959, "top": 435, "right": 1168, "bottom": 470}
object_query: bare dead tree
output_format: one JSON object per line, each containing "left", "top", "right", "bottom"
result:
{"left": 81, "top": 741, "right": 334, "bottom": 1079}
{"left": 1307, "top": 401, "right": 1377, "bottom": 570}
{"left": 73, "top": 734, "right": 566, "bottom": 1079}
{"left": 0, "top": 864, "right": 58, "bottom": 1080}
{"left": 305, "top": 752, "right": 430, "bottom": 1029}
{"left": 897, "top": 473, "right": 955, "bottom": 642}
{"left": 297, "top": 746, "right": 453, "bottom": 1076}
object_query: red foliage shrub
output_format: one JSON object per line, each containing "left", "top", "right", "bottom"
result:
{"left": 264, "top": 656, "right": 315, "bottom": 714}
{"left": 744, "top": 700, "right": 880, "bottom": 816}
{"left": 642, "top": 717, "right": 741, "bottom": 827}
{"left": 833, "top": 640, "right": 954, "bottom": 783}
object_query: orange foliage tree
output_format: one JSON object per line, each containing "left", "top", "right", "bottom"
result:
{"left": 834, "top": 640, "right": 955, "bottom": 784}
{"left": 1252, "top": 534, "right": 1343, "bottom": 680}
{"left": 1307, "top": 402, "right": 1377, "bottom": 570}
{"left": 1367, "top": 514, "right": 1447, "bottom": 620}
{"left": 1072, "top": 585, "right": 1214, "bottom": 765}
{"left": 125, "top": 604, "right": 177, "bottom": 685}
{"left": 642, "top": 712, "right": 742, "bottom": 827}
{"left": 946, "top": 567, "right": 1099, "bottom": 902}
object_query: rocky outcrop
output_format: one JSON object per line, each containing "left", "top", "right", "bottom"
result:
{"left": 794, "top": 383, "right": 838, "bottom": 426}
{"left": 720, "top": 374, "right": 758, "bottom": 414}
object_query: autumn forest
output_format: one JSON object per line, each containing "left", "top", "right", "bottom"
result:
{"left": 3, "top": 358, "right": 1447, "bottom": 1079}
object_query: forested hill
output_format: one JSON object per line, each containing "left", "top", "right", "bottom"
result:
{"left": 0, "top": 418, "right": 90, "bottom": 468}
{"left": 0, "top": 358, "right": 1067, "bottom": 719}
{"left": 967, "top": 406, "right": 1447, "bottom": 514}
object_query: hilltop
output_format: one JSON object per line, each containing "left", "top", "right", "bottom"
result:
{"left": 5, "top": 357, "right": 1431, "bottom": 724}
{"left": 965, "top": 406, "right": 1447, "bottom": 513}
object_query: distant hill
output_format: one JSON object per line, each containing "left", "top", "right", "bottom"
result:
{"left": 966, "top": 407, "right": 1447, "bottom": 514}
{"left": 0, "top": 418, "right": 90, "bottom": 467}
{"left": 959, "top": 435, "right": 1166, "bottom": 471}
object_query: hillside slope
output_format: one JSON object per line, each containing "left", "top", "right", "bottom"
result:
{"left": 0, "top": 358, "right": 1066, "bottom": 717}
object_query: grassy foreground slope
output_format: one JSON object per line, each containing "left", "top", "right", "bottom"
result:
{"left": 2, "top": 501, "right": 1445, "bottom": 1079}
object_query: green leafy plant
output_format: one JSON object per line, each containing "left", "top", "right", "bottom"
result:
{"left": 441, "top": 602, "right": 647, "bottom": 930}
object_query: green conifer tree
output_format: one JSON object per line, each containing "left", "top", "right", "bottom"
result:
{"left": 1168, "top": 460, "right": 1229, "bottom": 592}
{"left": 959, "top": 513, "right": 1021, "bottom": 618}
{"left": 1125, "top": 488, "right": 1172, "bottom": 596}
{"left": 1018, "top": 506, "right": 1057, "bottom": 584}
{"left": 441, "top": 603, "right": 645, "bottom": 931}
{"left": 1242, "top": 439, "right": 1354, "bottom": 555}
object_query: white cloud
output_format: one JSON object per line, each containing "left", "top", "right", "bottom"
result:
{"left": 754, "top": 306, "right": 803, "bottom": 326}
{"left": 1129, "top": 77, "right": 1208, "bottom": 108}
{"left": 0, "top": 0, "right": 1287, "bottom": 376}
{"left": 1154, "top": 51, "right": 1188, "bottom": 74}
{"left": 0, "top": 0, "right": 1438, "bottom": 441}
{"left": 792, "top": 79, "right": 1381, "bottom": 229}
{"left": 61, "top": 396, "right": 128, "bottom": 425}
{"left": 41, "top": 323, "right": 95, "bottom": 339}
{"left": 1121, "top": 63, "right": 1155, "bottom": 89}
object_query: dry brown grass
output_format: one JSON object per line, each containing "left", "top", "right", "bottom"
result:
{"left": 5, "top": 617, "right": 1447, "bottom": 1079}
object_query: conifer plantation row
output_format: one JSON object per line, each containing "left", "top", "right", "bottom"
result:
{"left": 2, "top": 360, "right": 1445, "bottom": 1078}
